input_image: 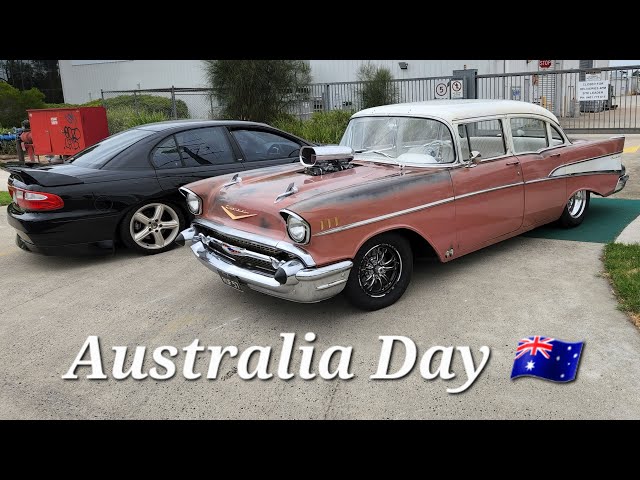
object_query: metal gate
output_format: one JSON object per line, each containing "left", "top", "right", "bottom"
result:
{"left": 477, "top": 65, "right": 640, "bottom": 133}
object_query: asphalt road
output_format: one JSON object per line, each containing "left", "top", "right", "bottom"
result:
{"left": 1, "top": 204, "right": 639, "bottom": 419}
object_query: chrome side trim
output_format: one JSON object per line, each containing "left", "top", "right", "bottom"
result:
{"left": 549, "top": 152, "right": 622, "bottom": 177}
{"left": 454, "top": 182, "right": 523, "bottom": 200}
{"left": 523, "top": 177, "right": 561, "bottom": 185}
{"left": 524, "top": 171, "right": 621, "bottom": 185}
{"left": 313, "top": 197, "right": 454, "bottom": 237}
{"left": 192, "top": 218, "right": 316, "bottom": 267}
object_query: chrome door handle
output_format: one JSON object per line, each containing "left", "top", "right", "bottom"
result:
{"left": 548, "top": 153, "right": 561, "bottom": 158}
{"left": 506, "top": 161, "right": 520, "bottom": 166}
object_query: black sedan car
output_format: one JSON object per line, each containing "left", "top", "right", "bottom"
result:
{"left": 6, "top": 120, "right": 312, "bottom": 255}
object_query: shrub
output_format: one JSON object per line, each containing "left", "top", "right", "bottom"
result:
{"left": 357, "top": 63, "right": 397, "bottom": 109}
{"left": 273, "top": 110, "right": 352, "bottom": 145}
{"left": 0, "top": 83, "right": 46, "bottom": 127}
{"left": 205, "top": 60, "right": 311, "bottom": 123}
{"left": 107, "top": 106, "right": 169, "bottom": 134}
{"left": 0, "top": 140, "right": 17, "bottom": 155}
{"left": 102, "top": 94, "right": 188, "bottom": 119}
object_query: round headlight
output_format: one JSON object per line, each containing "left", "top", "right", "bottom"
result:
{"left": 186, "top": 192, "right": 202, "bottom": 215}
{"left": 286, "top": 214, "right": 310, "bottom": 244}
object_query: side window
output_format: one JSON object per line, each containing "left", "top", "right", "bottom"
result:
{"left": 510, "top": 117, "right": 549, "bottom": 153}
{"left": 460, "top": 119, "right": 506, "bottom": 160}
{"left": 151, "top": 135, "right": 182, "bottom": 169}
{"left": 231, "top": 129, "right": 301, "bottom": 162}
{"left": 550, "top": 124, "right": 565, "bottom": 146}
{"left": 175, "top": 127, "right": 236, "bottom": 167}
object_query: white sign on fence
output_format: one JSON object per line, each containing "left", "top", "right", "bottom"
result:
{"left": 578, "top": 80, "right": 609, "bottom": 101}
{"left": 435, "top": 82, "right": 449, "bottom": 99}
{"left": 450, "top": 80, "right": 464, "bottom": 99}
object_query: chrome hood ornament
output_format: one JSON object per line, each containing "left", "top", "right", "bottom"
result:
{"left": 274, "top": 182, "right": 298, "bottom": 203}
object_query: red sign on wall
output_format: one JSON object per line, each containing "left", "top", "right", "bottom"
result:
{"left": 538, "top": 60, "right": 553, "bottom": 69}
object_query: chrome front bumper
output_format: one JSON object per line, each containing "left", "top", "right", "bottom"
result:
{"left": 179, "top": 227, "right": 353, "bottom": 303}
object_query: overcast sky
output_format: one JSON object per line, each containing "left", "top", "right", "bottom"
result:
{"left": 609, "top": 60, "right": 640, "bottom": 66}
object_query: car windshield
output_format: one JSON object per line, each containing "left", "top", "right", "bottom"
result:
{"left": 340, "top": 116, "right": 455, "bottom": 165}
{"left": 67, "top": 129, "right": 154, "bottom": 168}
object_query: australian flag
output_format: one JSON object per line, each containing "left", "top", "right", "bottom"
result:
{"left": 511, "top": 336, "right": 584, "bottom": 382}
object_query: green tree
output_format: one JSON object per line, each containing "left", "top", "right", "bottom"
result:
{"left": 0, "top": 60, "right": 63, "bottom": 103}
{"left": 357, "top": 63, "right": 397, "bottom": 109}
{"left": 204, "top": 60, "right": 311, "bottom": 123}
{"left": 0, "top": 82, "right": 45, "bottom": 127}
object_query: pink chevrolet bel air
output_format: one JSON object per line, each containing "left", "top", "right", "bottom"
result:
{"left": 176, "top": 100, "right": 628, "bottom": 310}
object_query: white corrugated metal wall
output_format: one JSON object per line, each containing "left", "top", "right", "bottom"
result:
{"left": 59, "top": 60, "right": 611, "bottom": 104}
{"left": 59, "top": 60, "right": 209, "bottom": 104}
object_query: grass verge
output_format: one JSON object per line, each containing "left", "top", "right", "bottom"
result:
{"left": 603, "top": 242, "right": 640, "bottom": 326}
{"left": 0, "top": 191, "right": 11, "bottom": 207}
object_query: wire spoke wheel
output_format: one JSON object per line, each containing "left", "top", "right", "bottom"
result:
{"left": 358, "top": 243, "right": 402, "bottom": 298}
{"left": 129, "top": 203, "right": 180, "bottom": 250}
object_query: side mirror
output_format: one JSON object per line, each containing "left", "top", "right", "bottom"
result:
{"left": 465, "top": 151, "right": 482, "bottom": 168}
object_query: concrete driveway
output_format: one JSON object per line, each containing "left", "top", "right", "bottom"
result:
{"left": 1, "top": 133, "right": 639, "bottom": 419}
{"left": 1, "top": 204, "right": 639, "bottom": 419}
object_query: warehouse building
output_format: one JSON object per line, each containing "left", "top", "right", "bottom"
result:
{"left": 58, "top": 60, "right": 610, "bottom": 105}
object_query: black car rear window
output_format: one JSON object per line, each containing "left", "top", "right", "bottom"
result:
{"left": 67, "top": 129, "right": 154, "bottom": 169}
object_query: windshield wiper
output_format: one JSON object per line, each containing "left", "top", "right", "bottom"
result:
{"left": 355, "top": 149, "right": 393, "bottom": 158}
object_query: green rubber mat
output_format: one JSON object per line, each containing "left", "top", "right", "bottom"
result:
{"left": 523, "top": 198, "right": 640, "bottom": 244}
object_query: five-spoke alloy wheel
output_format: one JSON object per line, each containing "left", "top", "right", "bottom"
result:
{"left": 121, "top": 202, "right": 185, "bottom": 254}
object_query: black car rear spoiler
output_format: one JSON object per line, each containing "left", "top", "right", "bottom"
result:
{"left": 5, "top": 165, "right": 84, "bottom": 187}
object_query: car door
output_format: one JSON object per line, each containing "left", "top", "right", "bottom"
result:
{"left": 152, "top": 126, "right": 245, "bottom": 191}
{"left": 450, "top": 118, "right": 524, "bottom": 252}
{"left": 227, "top": 127, "right": 302, "bottom": 170}
{"left": 509, "top": 116, "right": 569, "bottom": 227}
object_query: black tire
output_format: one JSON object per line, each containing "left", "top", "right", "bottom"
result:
{"left": 343, "top": 232, "right": 413, "bottom": 311}
{"left": 559, "top": 189, "right": 590, "bottom": 228}
{"left": 120, "top": 200, "right": 185, "bottom": 255}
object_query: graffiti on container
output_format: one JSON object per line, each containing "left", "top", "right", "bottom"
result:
{"left": 63, "top": 126, "right": 81, "bottom": 150}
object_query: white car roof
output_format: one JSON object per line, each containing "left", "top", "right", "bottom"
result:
{"left": 351, "top": 99, "right": 560, "bottom": 124}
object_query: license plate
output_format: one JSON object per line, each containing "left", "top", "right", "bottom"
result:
{"left": 219, "top": 273, "right": 243, "bottom": 292}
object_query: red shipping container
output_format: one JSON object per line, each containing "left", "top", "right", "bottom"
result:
{"left": 27, "top": 106, "right": 109, "bottom": 156}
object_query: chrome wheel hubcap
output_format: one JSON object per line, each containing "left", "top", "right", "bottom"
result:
{"left": 567, "top": 190, "right": 587, "bottom": 219}
{"left": 358, "top": 244, "right": 402, "bottom": 298}
{"left": 130, "top": 203, "right": 180, "bottom": 250}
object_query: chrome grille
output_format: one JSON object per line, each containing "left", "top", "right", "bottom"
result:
{"left": 194, "top": 223, "right": 297, "bottom": 274}
{"left": 210, "top": 230, "right": 282, "bottom": 257}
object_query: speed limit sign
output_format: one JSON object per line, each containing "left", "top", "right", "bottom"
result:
{"left": 435, "top": 82, "right": 448, "bottom": 98}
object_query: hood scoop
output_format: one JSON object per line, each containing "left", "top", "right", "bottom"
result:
{"left": 300, "top": 145, "right": 355, "bottom": 177}
{"left": 274, "top": 182, "right": 298, "bottom": 203}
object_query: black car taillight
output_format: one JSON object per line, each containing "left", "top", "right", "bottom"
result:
{"left": 8, "top": 185, "right": 64, "bottom": 211}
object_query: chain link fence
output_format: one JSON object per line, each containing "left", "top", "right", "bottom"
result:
{"left": 102, "top": 66, "right": 640, "bottom": 133}
{"left": 101, "top": 87, "right": 221, "bottom": 121}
